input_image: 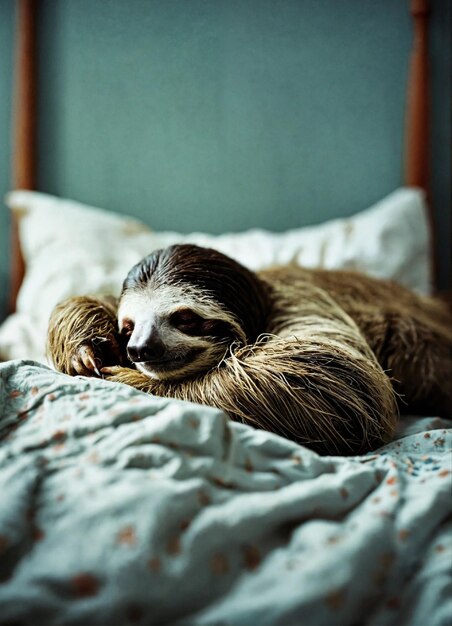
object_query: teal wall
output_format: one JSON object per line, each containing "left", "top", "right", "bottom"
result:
{"left": 1, "top": 0, "right": 450, "bottom": 320}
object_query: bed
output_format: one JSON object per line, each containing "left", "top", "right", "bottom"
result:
{"left": 0, "top": 1, "right": 450, "bottom": 625}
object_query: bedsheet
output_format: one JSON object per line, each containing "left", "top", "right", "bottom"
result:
{"left": 0, "top": 360, "right": 451, "bottom": 626}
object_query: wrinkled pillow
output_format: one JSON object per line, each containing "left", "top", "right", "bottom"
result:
{"left": 0, "top": 187, "right": 431, "bottom": 363}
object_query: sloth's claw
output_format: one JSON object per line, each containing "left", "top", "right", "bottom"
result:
{"left": 80, "top": 344, "right": 101, "bottom": 375}
{"left": 87, "top": 356, "right": 102, "bottom": 377}
{"left": 70, "top": 335, "right": 124, "bottom": 378}
{"left": 71, "top": 344, "right": 100, "bottom": 377}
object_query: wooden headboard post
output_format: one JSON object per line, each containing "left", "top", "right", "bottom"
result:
{"left": 9, "top": 0, "right": 37, "bottom": 314}
{"left": 404, "top": 0, "right": 436, "bottom": 286}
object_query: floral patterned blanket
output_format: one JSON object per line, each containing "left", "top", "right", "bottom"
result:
{"left": 0, "top": 360, "right": 451, "bottom": 626}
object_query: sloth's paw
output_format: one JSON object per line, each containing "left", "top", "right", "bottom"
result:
{"left": 70, "top": 335, "right": 122, "bottom": 378}
{"left": 100, "top": 365, "right": 128, "bottom": 380}
{"left": 101, "top": 366, "right": 155, "bottom": 391}
{"left": 71, "top": 343, "right": 101, "bottom": 377}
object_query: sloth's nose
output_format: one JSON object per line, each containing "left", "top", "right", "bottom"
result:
{"left": 127, "top": 328, "right": 166, "bottom": 363}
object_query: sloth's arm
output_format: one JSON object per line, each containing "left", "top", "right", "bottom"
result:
{"left": 102, "top": 289, "right": 398, "bottom": 456}
{"left": 47, "top": 295, "right": 125, "bottom": 376}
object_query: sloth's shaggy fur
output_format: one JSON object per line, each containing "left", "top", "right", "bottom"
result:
{"left": 47, "top": 245, "right": 452, "bottom": 455}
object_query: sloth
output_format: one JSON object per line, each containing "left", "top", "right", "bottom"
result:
{"left": 47, "top": 244, "right": 452, "bottom": 455}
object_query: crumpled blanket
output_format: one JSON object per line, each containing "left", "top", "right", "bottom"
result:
{"left": 0, "top": 360, "right": 450, "bottom": 626}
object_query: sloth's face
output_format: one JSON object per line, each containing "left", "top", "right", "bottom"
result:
{"left": 118, "top": 285, "right": 243, "bottom": 381}
{"left": 118, "top": 244, "right": 268, "bottom": 381}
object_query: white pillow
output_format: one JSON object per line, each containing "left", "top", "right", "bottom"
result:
{"left": 0, "top": 187, "right": 431, "bottom": 363}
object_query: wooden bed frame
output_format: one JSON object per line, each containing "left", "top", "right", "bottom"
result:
{"left": 8, "top": 0, "right": 434, "bottom": 314}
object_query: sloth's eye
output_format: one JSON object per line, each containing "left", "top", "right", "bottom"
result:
{"left": 120, "top": 319, "right": 135, "bottom": 337}
{"left": 171, "top": 309, "right": 202, "bottom": 334}
{"left": 171, "top": 309, "right": 234, "bottom": 340}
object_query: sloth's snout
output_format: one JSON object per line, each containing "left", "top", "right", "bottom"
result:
{"left": 127, "top": 327, "right": 166, "bottom": 363}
